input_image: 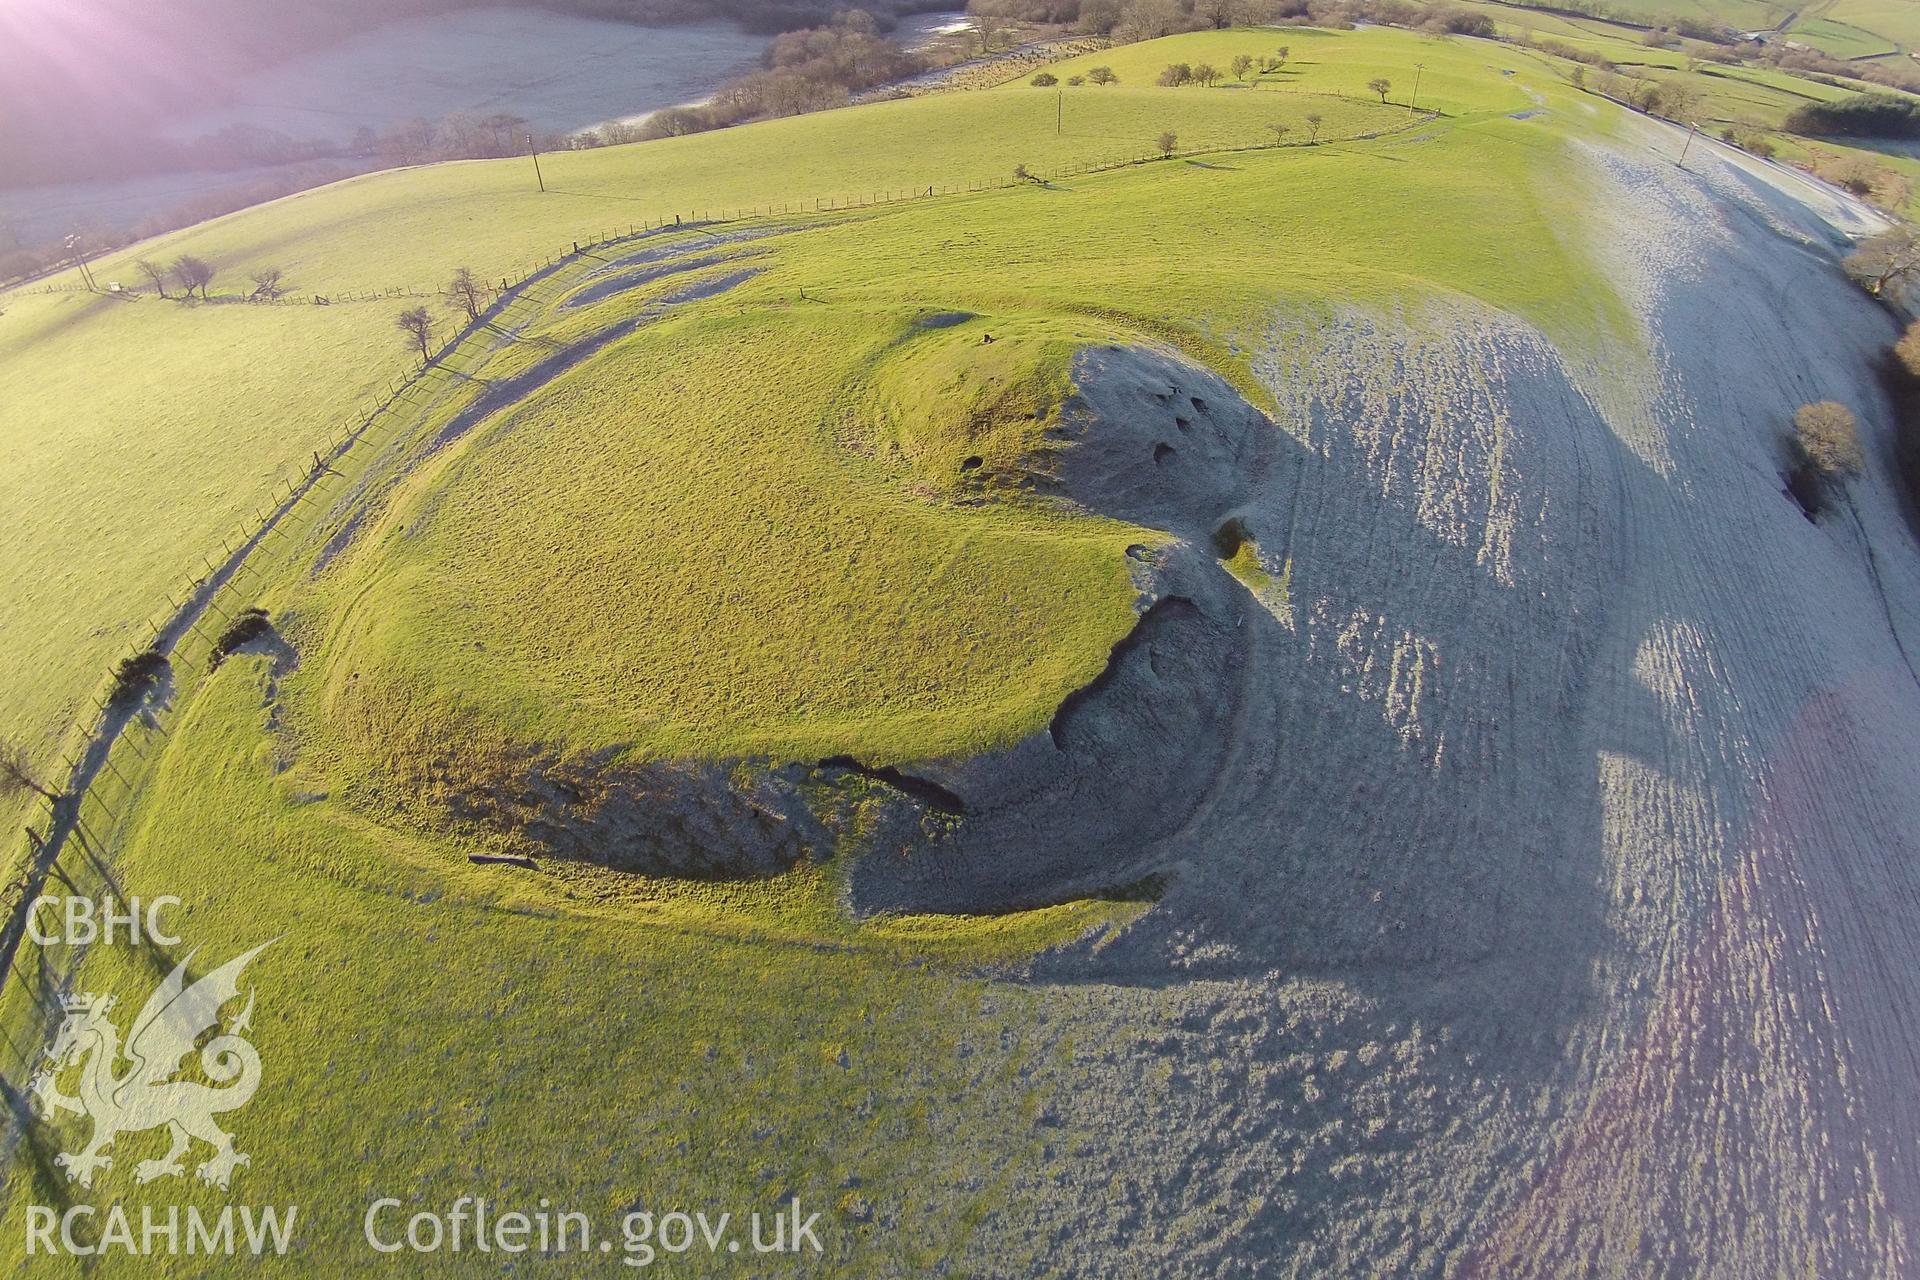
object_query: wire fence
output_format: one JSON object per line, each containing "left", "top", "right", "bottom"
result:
{"left": 21, "top": 94, "right": 1433, "bottom": 303}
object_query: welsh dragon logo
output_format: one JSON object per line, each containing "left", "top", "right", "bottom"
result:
{"left": 29, "top": 941, "right": 274, "bottom": 1191}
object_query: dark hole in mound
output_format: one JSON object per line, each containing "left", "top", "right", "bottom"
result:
{"left": 960, "top": 455, "right": 984, "bottom": 471}
{"left": 817, "top": 755, "right": 966, "bottom": 815}
{"left": 1125, "top": 543, "right": 1154, "bottom": 562}
{"left": 1174, "top": 416, "right": 1192, "bottom": 432}
{"left": 1153, "top": 443, "right": 1175, "bottom": 465}
{"left": 1190, "top": 396, "right": 1208, "bottom": 412}
{"left": 1212, "top": 517, "right": 1251, "bottom": 558}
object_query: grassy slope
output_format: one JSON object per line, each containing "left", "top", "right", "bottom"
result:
{"left": 1789, "top": 15, "right": 1897, "bottom": 58}
{"left": 1498, "top": 0, "right": 1912, "bottom": 55}
{"left": 326, "top": 306, "right": 1143, "bottom": 764}
{"left": 1823, "top": 0, "right": 1920, "bottom": 52}
{"left": 68, "top": 88, "right": 1402, "bottom": 297}
{"left": 0, "top": 75, "right": 1402, "bottom": 826}
{"left": 1506, "top": 0, "right": 1789, "bottom": 30}
{"left": 1483, "top": 16, "right": 1920, "bottom": 217}
{"left": 0, "top": 26, "right": 1639, "bottom": 1273}
{"left": 322, "top": 43, "right": 1616, "bottom": 773}
{"left": 2, "top": 666, "right": 1105, "bottom": 1276}
{"left": 0, "top": 293, "right": 404, "bottom": 753}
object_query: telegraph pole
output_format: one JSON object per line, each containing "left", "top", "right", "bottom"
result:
{"left": 528, "top": 133, "right": 546, "bottom": 193}
{"left": 65, "top": 233, "right": 96, "bottom": 291}
{"left": 1677, "top": 118, "right": 1698, "bottom": 167}
{"left": 1057, "top": 89, "right": 1063, "bottom": 135}
{"left": 1409, "top": 63, "right": 1425, "bottom": 114}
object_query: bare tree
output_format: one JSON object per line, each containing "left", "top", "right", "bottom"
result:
{"left": 1193, "top": 62, "right": 1220, "bottom": 87}
{"left": 1232, "top": 54, "right": 1255, "bottom": 81}
{"left": 396, "top": 306, "right": 435, "bottom": 362}
{"left": 0, "top": 735, "right": 57, "bottom": 802}
{"left": 1088, "top": 66, "right": 1118, "bottom": 85}
{"left": 1193, "top": 0, "right": 1233, "bottom": 27}
{"left": 1268, "top": 121, "right": 1291, "bottom": 144}
{"left": 967, "top": 9, "right": 1006, "bottom": 55}
{"left": 1845, "top": 227, "right": 1920, "bottom": 299}
{"left": 1368, "top": 77, "right": 1393, "bottom": 103}
{"left": 172, "top": 254, "right": 215, "bottom": 300}
{"left": 1306, "top": 112, "right": 1324, "bottom": 142}
{"left": 443, "top": 266, "right": 489, "bottom": 323}
{"left": 248, "top": 266, "right": 286, "bottom": 301}
{"left": 1157, "top": 130, "right": 1178, "bottom": 157}
{"left": 135, "top": 258, "right": 169, "bottom": 298}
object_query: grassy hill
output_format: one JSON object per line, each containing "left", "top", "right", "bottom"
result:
{"left": 0, "top": 68, "right": 1407, "bottom": 856}
{"left": 2, "top": 20, "right": 1913, "bottom": 1276}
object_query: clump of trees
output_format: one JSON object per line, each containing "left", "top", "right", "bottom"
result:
{"left": 172, "top": 255, "right": 216, "bottom": 300}
{"left": 1785, "top": 92, "right": 1920, "bottom": 140}
{"left": 1032, "top": 71, "right": 1059, "bottom": 86}
{"left": 1158, "top": 50, "right": 1305, "bottom": 87}
{"left": 1793, "top": 401, "right": 1865, "bottom": 478}
{"left": 1156, "top": 61, "right": 1223, "bottom": 85}
{"left": 108, "top": 650, "right": 168, "bottom": 709}
{"left": 1787, "top": 401, "right": 1864, "bottom": 516}
{"left": 123, "top": 253, "right": 285, "bottom": 303}
{"left": 1883, "top": 320, "right": 1920, "bottom": 520}
{"left": 1719, "top": 125, "right": 1775, "bottom": 160}
{"left": 633, "top": 12, "right": 922, "bottom": 140}
{"left": 390, "top": 266, "right": 494, "bottom": 365}
{"left": 1592, "top": 70, "right": 1701, "bottom": 122}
